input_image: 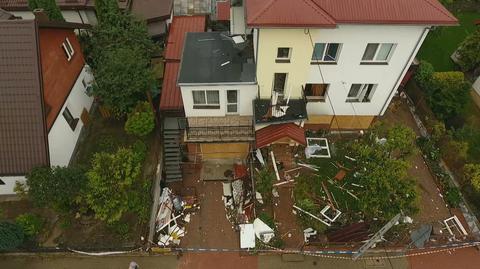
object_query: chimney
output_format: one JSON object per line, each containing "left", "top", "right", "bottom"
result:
{"left": 33, "top": 8, "right": 49, "bottom": 22}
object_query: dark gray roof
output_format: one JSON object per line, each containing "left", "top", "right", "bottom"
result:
{"left": 178, "top": 32, "right": 256, "bottom": 85}
{"left": 0, "top": 20, "right": 49, "bottom": 176}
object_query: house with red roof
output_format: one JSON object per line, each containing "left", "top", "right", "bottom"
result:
{"left": 225, "top": 0, "right": 458, "bottom": 135}
{"left": 0, "top": 15, "right": 94, "bottom": 195}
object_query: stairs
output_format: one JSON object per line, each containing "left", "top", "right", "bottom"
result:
{"left": 163, "top": 118, "right": 183, "bottom": 182}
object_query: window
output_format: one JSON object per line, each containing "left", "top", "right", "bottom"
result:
{"left": 276, "top": 47, "right": 291, "bottom": 63}
{"left": 273, "top": 73, "right": 287, "bottom": 99}
{"left": 361, "top": 43, "right": 395, "bottom": 63}
{"left": 62, "top": 107, "right": 79, "bottom": 131}
{"left": 62, "top": 37, "right": 75, "bottom": 61}
{"left": 311, "top": 43, "right": 341, "bottom": 63}
{"left": 226, "top": 90, "right": 238, "bottom": 113}
{"left": 304, "top": 83, "right": 328, "bottom": 102}
{"left": 346, "top": 84, "right": 377, "bottom": 103}
{"left": 192, "top": 90, "right": 220, "bottom": 109}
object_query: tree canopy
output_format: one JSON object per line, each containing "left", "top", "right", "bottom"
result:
{"left": 28, "top": 0, "right": 65, "bottom": 21}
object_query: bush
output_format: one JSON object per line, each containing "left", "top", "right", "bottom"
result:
{"left": 427, "top": 71, "right": 470, "bottom": 121}
{"left": 255, "top": 168, "right": 276, "bottom": 203}
{"left": 445, "top": 187, "right": 462, "bottom": 208}
{"left": 465, "top": 164, "right": 480, "bottom": 192}
{"left": 15, "top": 214, "right": 44, "bottom": 238}
{"left": 25, "top": 166, "right": 87, "bottom": 213}
{"left": 0, "top": 222, "right": 25, "bottom": 251}
{"left": 125, "top": 102, "right": 155, "bottom": 137}
{"left": 415, "top": 60, "right": 435, "bottom": 90}
{"left": 456, "top": 30, "right": 480, "bottom": 71}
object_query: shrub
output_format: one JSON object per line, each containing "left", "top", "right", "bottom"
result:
{"left": 26, "top": 166, "right": 87, "bottom": 213}
{"left": 15, "top": 214, "right": 44, "bottom": 238}
{"left": 415, "top": 60, "right": 435, "bottom": 90}
{"left": 125, "top": 102, "right": 155, "bottom": 137}
{"left": 456, "top": 30, "right": 480, "bottom": 71}
{"left": 385, "top": 125, "right": 417, "bottom": 158}
{"left": 465, "top": 164, "right": 480, "bottom": 192}
{"left": 255, "top": 169, "right": 276, "bottom": 203}
{"left": 0, "top": 222, "right": 25, "bottom": 251}
{"left": 445, "top": 187, "right": 462, "bottom": 208}
{"left": 441, "top": 139, "right": 469, "bottom": 167}
{"left": 427, "top": 72, "right": 470, "bottom": 121}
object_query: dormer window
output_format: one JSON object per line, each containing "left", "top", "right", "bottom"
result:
{"left": 62, "top": 37, "right": 75, "bottom": 61}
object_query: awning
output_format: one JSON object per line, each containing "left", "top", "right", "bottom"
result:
{"left": 255, "top": 123, "right": 306, "bottom": 148}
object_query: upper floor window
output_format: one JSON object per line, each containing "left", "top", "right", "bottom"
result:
{"left": 361, "top": 43, "right": 395, "bottom": 63}
{"left": 311, "top": 43, "right": 341, "bottom": 63}
{"left": 192, "top": 90, "right": 220, "bottom": 109}
{"left": 62, "top": 37, "right": 75, "bottom": 61}
{"left": 305, "top": 83, "right": 328, "bottom": 102}
{"left": 63, "top": 107, "right": 79, "bottom": 131}
{"left": 346, "top": 84, "right": 377, "bottom": 103}
{"left": 276, "top": 47, "right": 291, "bottom": 63}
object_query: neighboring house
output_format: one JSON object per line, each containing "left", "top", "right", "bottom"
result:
{"left": 178, "top": 32, "right": 256, "bottom": 160}
{"left": 174, "top": 0, "right": 214, "bottom": 16}
{"left": 230, "top": 0, "right": 458, "bottom": 131}
{"left": 131, "top": 0, "right": 173, "bottom": 39}
{"left": 0, "top": 0, "right": 131, "bottom": 25}
{"left": 0, "top": 18, "right": 94, "bottom": 195}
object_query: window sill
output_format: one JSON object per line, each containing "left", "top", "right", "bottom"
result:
{"left": 306, "top": 97, "right": 326, "bottom": 102}
{"left": 360, "top": 62, "right": 388, "bottom": 65}
{"left": 275, "top": 59, "right": 291, "bottom": 63}
{"left": 345, "top": 100, "right": 371, "bottom": 103}
{"left": 193, "top": 105, "right": 221, "bottom": 109}
{"left": 310, "top": 61, "right": 337, "bottom": 65}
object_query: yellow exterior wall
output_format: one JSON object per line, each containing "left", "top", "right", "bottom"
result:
{"left": 200, "top": 143, "right": 250, "bottom": 159}
{"left": 330, "top": 116, "right": 374, "bottom": 130}
{"left": 256, "top": 29, "right": 313, "bottom": 99}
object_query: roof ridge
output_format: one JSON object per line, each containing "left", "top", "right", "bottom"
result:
{"left": 306, "top": 0, "right": 336, "bottom": 24}
{"left": 422, "top": 0, "right": 457, "bottom": 21}
{"left": 249, "top": 0, "right": 277, "bottom": 24}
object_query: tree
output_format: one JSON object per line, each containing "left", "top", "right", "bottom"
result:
{"left": 86, "top": 147, "right": 145, "bottom": 223}
{"left": 94, "top": 0, "right": 120, "bottom": 24}
{"left": 27, "top": 0, "right": 65, "bottom": 21}
{"left": 256, "top": 168, "right": 276, "bottom": 203}
{"left": 428, "top": 72, "right": 470, "bottom": 121}
{"left": 465, "top": 164, "right": 480, "bottom": 192}
{"left": 125, "top": 101, "right": 155, "bottom": 137}
{"left": 0, "top": 222, "right": 24, "bottom": 251}
{"left": 384, "top": 125, "right": 417, "bottom": 158}
{"left": 25, "top": 166, "right": 87, "bottom": 213}
{"left": 456, "top": 30, "right": 480, "bottom": 71}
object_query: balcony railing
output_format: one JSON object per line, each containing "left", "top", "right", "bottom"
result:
{"left": 186, "top": 125, "right": 255, "bottom": 142}
{"left": 254, "top": 97, "right": 308, "bottom": 125}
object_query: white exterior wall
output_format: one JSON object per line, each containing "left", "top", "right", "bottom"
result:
{"left": 48, "top": 66, "right": 94, "bottom": 167}
{"left": 256, "top": 25, "right": 429, "bottom": 118}
{"left": 180, "top": 84, "right": 257, "bottom": 118}
{"left": 0, "top": 176, "right": 25, "bottom": 195}
{"left": 473, "top": 76, "right": 480, "bottom": 96}
{"left": 305, "top": 25, "right": 428, "bottom": 116}
{"left": 9, "top": 10, "right": 97, "bottom": 24}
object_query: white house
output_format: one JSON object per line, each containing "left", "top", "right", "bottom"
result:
{"left": 177, "top": 32, "right": 257, "bottom": 160}
{"left": 0, "top": 19, "right": 93, "bottom": 195}
{"left": 232, "top": 0, "right": 458, "bottom": 131}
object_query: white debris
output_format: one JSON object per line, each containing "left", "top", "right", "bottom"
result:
{"left": 253, "top": 218, "right": 275, "bottom": 243}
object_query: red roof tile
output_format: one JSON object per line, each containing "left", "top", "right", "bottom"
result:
{"left": 216, "top": 0, "right": 230, "bottom": 21}
{"left": 246, "top": 0, "right": 457, "bottom": 27}
{"left": 256, "top": 123, "right": 306, "bottom": 149}
{"left": 159, "top": 62, "right": 182, "bottom": 111}
{"left": 164, "top": 16, "right": 206, "bottom": 61}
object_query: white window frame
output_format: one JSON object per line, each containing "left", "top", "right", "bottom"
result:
{"left": 192, "top": 90, "right": 220, "bottom": 108}
{"left": 361, "top": 43, "right": 396, "bottom": 63}
{"left": 311, "top": 43, "right": 342, "bottom": 63}
{"left": 226, "top": 90, "right": 239, "bottom": 114}
{"left": 62, "top": 37, "right": 75, "bottom": 61}
{"left": 276, "top": 47, "right": 292, "bottom": 61}
{"left": 346, "top": 84, "right": 377, "bottom": 103}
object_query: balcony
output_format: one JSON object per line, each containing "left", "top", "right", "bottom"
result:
{"left": 185, "top": 116, "right": 255, "bottom": 142}
{"left": 254, "top": 98, "right": 308, "bottom": 125}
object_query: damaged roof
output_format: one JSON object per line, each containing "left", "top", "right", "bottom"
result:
{"left": 245, "top": 0, "right": 458, "bottom": 27}
{"left": 178, "top": 32, "right": 256, "bottom": 84}
{"left": 0, "top": 20, "right": 49, "bottom": 175}
{"left": 256, "top": 123, "right": 306, "bottom": 149}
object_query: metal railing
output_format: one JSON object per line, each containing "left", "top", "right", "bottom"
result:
{"left": 186, "top": 125, "right": 255, "bottom": 141}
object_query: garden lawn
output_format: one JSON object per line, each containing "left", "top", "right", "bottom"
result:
{"left": 417, "top": 12, "right": 479, "bottom": 71}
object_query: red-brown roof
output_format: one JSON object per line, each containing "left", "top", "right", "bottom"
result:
{"left": 0, "top": 20, "right": 49, "bottom": 175}
{"left": 164, "top": 16, "right": 206, "bottom": 61}
{"left": 216, "top": 0, "right": 230, "bottom": 21}
{"left": 159, "top": 62, "right": 182, "bottom": 111}
{"left": 39, "top": 28, "right": 85, "bottom": 131}
{"left": 131, "top": 0, "right": 172, "bottom": 21}
{"left": 256, "top": 123, "right": 306, "bottom": 148}
{"left": 246, "top": 0, "right": 458, "bottom": 27}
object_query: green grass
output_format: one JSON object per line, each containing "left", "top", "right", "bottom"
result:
{"left": 417, "top": 12, "right": 479, "bottom": 71}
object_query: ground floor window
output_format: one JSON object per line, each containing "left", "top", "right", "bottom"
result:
{"left": 226, "top": 90, "right": 238, "bottom": 113}
{"left": 192, "top": 90, "right": 220, "bottom": 109}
